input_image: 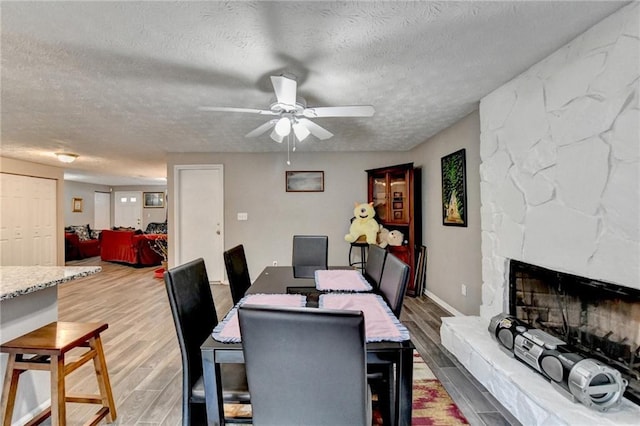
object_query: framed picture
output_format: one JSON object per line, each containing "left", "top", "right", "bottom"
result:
{"left": 143, "top": 192, "right": 165, "bottom": 208}
{"left": 393, "top": 191, "right": 403, "bottom": 199}
{"left": 286, "top": 171, "right": 324, "bottom": 192}
{"left": 441, "top": 148, "right": 467, "bottom": 227}
{"left": 393, "top": 210, "right": 403, "bottom": 219}
{"left": 72, "top": 197, "right": 83, "bottom": 212}
{"left": 393, "top": 201, "right": 403, "bottom": 210}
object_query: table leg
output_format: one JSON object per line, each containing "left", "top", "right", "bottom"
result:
{"left": 201, "top": 350, "right": 224, "bottom": 426}
{"left": 397, "top": 347, "right": 413, "bottom": 425}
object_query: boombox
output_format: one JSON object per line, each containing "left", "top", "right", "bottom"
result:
{"left": 489, "top": 313, "right": 628, "bottom": 412}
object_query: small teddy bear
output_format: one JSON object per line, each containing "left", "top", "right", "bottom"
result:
{"left": 345, "top": 202, "right": 379, "bottom": 245}
{"left": 377, "top": 225, "right": 404, "bottom": 248}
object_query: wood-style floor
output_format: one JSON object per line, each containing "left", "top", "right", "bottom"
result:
{"left": 51, "top": 258, "right": 519, "bottom": 425}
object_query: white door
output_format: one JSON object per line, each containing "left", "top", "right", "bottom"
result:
{"left": 114, "top": 191, "right": 142, "bottom": 229}
{"left": 174, "top": 165, "right": 224, "bottom": 281}
{"left": 0, "top": 173, "right": 56, "bottom": 266}
{"left": 94, "top": 191, "right": 111, "bottom": 230}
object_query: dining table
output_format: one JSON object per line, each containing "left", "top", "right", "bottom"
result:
{"left": 201, "top": 266, "right": 415, "bottom": 426}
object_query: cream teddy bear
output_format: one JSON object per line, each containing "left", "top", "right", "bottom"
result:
{"left": 345, "top": 202, "right": 379, "bottom": 245}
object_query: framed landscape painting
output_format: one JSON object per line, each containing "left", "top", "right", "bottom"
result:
{"left": 441, "top": 149, "right": 467, "bottom": 227}
{"left": 286, "top": 171, "right": 324, "bottom": 192}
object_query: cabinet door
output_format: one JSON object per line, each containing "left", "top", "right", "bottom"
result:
{"left": 388, "top": 169, "right": 409, "bottom": 224}
{"left": 371, "top": 173, "right": 388, "bottom": 222}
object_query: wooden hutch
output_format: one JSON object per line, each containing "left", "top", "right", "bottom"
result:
{"left": 367, "top": 163, "right": 422, "bottom": 296}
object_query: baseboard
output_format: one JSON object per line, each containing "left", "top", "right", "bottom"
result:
{"left": 423, "top": 289, "right": 464, "bottom": 317}
{"left": 14, "top": 399, "right": 50, "bottom": 426}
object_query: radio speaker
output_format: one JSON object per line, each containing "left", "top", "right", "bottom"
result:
{"left": 540, "top": 355, "right": 564, "bottom": 382}
{"left": 497, "top": 328, "right": 515, "bottom": 350}
{"left": 568, "top": 359, "right": 628, "bottom": 412}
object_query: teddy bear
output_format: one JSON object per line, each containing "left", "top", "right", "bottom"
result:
{"left": 377, "top": 226, "right": 405, "bottom": 248}
{"left": 345, "top": 202, "right": 379, "bottom": 244}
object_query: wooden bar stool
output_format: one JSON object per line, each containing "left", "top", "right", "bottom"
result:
{"left": 0, "top": 322, "right": 117, "bottom": 426}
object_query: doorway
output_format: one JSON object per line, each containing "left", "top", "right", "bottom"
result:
{"left": 114, "top": 191, "right": 142, "bottom": 229}
{"left": 94, "top": 191, "right": 111, "bottom": 230}
{"left": 173, "top": 165, "right": 224, "bottom": 281}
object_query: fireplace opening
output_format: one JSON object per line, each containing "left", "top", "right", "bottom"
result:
{"left": 509, "top": 260, "right": 640, "bottom": 405}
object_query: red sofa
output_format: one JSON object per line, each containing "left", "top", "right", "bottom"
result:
{"left": 65, "top": 231, "right": 101, "bottom": 260}
{"left": 100, "top": 229, "right": 166, "bottom": 266}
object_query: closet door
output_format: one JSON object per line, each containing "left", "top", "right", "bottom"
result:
{"left": 0, "top": 173, "right": 56, "bottom": 265}
{"left": 174, "top": 164, "right": 224, "bottom": 281}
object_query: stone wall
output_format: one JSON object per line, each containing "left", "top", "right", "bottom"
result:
{"left": 478, "top": 3, "right": 639, "bottom": 320}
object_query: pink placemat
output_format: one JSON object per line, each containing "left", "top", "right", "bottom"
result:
{"left": 212, "top": 294, "right": 306, "bottom": 342}
{"left": 319, "top": 293, "right": 410, "bottom": 342}
{"left": 315, "top": 269, "right": 372, "bottom": 292}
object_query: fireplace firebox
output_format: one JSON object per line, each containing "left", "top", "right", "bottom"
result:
{"left": 509, "top": 260, "right": 640, "bottom": 405}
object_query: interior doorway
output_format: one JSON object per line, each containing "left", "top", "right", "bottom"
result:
{"left": 114, "top": 191, "right": 142, "bottom": 229}
{"left": 173, "top": 165, "right": 224, "bottom": 281}
{"left": 94, "top": 191, "right": 111, "bottom": 230}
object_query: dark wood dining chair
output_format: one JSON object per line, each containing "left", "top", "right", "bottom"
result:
{"left": 291, "top": 235, "right": 328, "bottom": 278}
{"left": 364, "top": 244, "right": 388, "bottom": 289}
{"left": 224, "top": 244, "right": 252, "bottom": 304}
{"left": 164, "top": 258, "right": 251, "bottom": 425}
{"left": 377, "top": 252, "right": 411, "bottom": 317}
{"left": 238, "top": 304, "right": 371, "bottom": 426}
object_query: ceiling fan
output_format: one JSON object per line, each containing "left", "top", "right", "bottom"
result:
{"left": 199, "top": 74, "right": 375, "bottom": 144}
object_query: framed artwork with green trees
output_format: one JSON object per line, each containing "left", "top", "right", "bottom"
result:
{"left": 441, "top": 149, "right": 467, "bottom": 227}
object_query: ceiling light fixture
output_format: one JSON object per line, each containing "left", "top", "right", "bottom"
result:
{"left": 55, "top": 153, "right": 78, "bottom": 163}
{"left": 292, "top": 121, "right": 310, "bottom": 141}
{"left": 274, "top": 116, "right": 292, "bottom": 137}
{"left": 270, "top": 129, "right": 284, "bottom": 143}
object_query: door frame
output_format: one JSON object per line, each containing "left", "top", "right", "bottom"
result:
{"left": 173, "top": 164, "right": 224, "bottom": 281}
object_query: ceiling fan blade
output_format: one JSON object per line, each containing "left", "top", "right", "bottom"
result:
{"left": 199, "top": 106, "right": 277, "bottom": 115}
{"left": 270, "top": 75, "right": 297, "bottom": 107}
{"left": 302, "top": 105, "right": 375, "bottom": 118}
{"left": 297, "top": 118, "right": 333, "bottom": 140}
{"left": 245, "top": 120, "right": 277, "bottom": 138}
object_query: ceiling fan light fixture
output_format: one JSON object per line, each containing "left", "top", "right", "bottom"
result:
{"left": 270, "top": 129, "right": 284, "bottom": 143}
{"left": 274, "top": 117, "right": 291, "bottom": 137}
{"left": 292, "top": 122, "right": 310, "bottom": 141}
{"left": 55, "top": 152, "right": 78, "bottom": 163}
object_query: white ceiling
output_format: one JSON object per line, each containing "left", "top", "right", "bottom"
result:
{"left": 0, "top": 1, "right": 627, "bottom": 186}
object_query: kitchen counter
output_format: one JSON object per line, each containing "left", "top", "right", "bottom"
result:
{"left": 0, "top": 265, "right": 101, "bottom": 424}
{"left": 0, "top": 266, "right": 101, "bottom": 300}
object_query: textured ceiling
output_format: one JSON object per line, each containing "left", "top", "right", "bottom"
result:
{"left": 0, "top": 1, "right": 627, "bottom": 185}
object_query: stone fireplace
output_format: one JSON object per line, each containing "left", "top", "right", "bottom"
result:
{"left": 510, "top": 260, "right": 640, "bottom": 405}
{"left": 441, "top": 4, "right": 639, "bottom": 425}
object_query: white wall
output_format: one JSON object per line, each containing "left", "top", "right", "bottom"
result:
{"left": 479, "top": 3, "right": 639, "bottom": 319}
{"left": 63, "top": 180, "right": 111, "bottom": 228}
{"left": 167, "top": 151, "right": 408, "bottom": 280}
{"left": 411, "top": 111, "right": 482, "bottom": 315}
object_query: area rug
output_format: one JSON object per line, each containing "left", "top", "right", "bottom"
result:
{"left": 223, "top": 351, "right": 468, "bottom": 425}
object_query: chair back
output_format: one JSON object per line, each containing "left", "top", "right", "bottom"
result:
{"left": 224, "top": 244, "right": 251, "bottom": 304}
{"left": 164, "top": 258, "right": 217, "bottom": 410}
{"left": 292, "top": 235, "right": 328, "bottom": 278}
{"left": 364, "top": 244, "right": 387, "bottom": 288}
{"left": 378, "top": 253, "right": 410, "bottom": 317}
{"left": 238, "top": 304, "right": 370, "bottom": 425}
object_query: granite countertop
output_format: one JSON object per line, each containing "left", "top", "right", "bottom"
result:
{"left": 0, "top": 266, "right": 101, "bottom": 301}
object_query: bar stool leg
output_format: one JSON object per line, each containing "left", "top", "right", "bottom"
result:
{"left": 1, "top": 354, "right": 19, "bottom": 426}
{"left": 90, "top": 335, "right": 117, "bottom": 422}
{"left": 51, "top": 354, "right": 65, "bottom": 426}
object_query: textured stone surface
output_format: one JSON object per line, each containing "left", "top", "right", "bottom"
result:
{"left": 514, "top": 171, "right": 555, "bottom": 206}
{"left": 523, "top": 202, "right": 598, "bottom": 275}
{"left": 555, "top": 137, "right": 609, "bottom": 215}
{"left": 601, "top": 161, "right": 640, "bottom": 241}
{"left": 497, "top": 177, "right": 526, "bottom": 223}
{"left": 521, "top": 136, "right": 557, "bottom": 175}
{"left": 544, "top": 53, "right": 606, "bottom": 111}
{"left": 611, "top": 107, "right": 640, "bottom": 161}
{"left": 480, "top": 3, "right": 639, "bottom": 321}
